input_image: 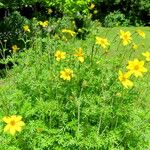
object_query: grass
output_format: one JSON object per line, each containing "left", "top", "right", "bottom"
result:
{"left": 0, "top": 26, "right": 150, "bottom": 150}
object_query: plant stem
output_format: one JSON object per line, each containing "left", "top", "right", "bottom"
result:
{"left": 77, "top": 87, "right": 83, "bottom": 134}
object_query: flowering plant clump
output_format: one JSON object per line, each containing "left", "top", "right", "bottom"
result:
{"left": 0, "top": 25, "right": 149, "bottom": 150}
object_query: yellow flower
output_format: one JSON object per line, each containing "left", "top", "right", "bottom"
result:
{"left": 136, "top": 29, "right": 145, "bottom": 38}
{"left": 55, "top": 50, "right": 66, "bottom": 61}
{"left": 89, "top": 3, "right": 95, "bottom": 10}
{"left": 12, "top": 45, "right": 19, "bottom": 53}
{"left": 118, "top": 71, "right": 133, "bottom": 88}
{"left": 60, "top": 68, "right": 73, "bottom": 81}
{"left": 126, "top": 59, "right": 148, "bottom": 77}
{"left": 2, "top": 115, "right": 25, "bottom": 135}
{"left": 61, "top": 29, "right": 76, "bottom": 37}
{"left": 142, "top": 51, "right": 150, "bottom": 61}
{"left": 47, "top": 8, "right": 53, "bottom": 14}
{"left": 93, "top": 10, "right": 98, "bottom": 14}
{"left": 38, "top": 21, "right": 49, "bottom": 27}
{"left": 132, "top": 43, "right": 138, "bottom": 50}
{"left": 120, "top": 30, "right": 132, "bottom": 46}
{"left": 96, "top": 37, "right": 110, "bottom": 49}
{"left": 23, "top": 25, "right": 30, "bottom": 32}
{"left": 74, "top": 48, "right": 84, "bottom": 63}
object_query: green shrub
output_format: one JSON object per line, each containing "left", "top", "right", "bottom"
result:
{"left": 0, "top": 11, "right": 29, "bottom": 44}
{"left": 104, "top": 11, "right": 130, "bottom": 27}
{"left": 93, "top": 0, "right": 150, "bottom": 26}
{"left": 0, "top": 0, "right": 149, "bottom": 26}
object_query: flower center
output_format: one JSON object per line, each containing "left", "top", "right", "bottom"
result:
{"left": 124, "top": 34, "right": 129, "bottom": 40}
{"left": 121, "top": 76, "right": 126, "bottom": 81}
{"left": 10, "top": 120, "right": 16, "bottom": 126}
{"left": 65, "top": 72, "right": 71, "bottom": 77}
{"left": 101, "top": 40, "right": 106, "bottom": 45}
{"left": 58, "top": 54, "right": 63, "bottom": 58}
{"left": 134, "top": 65, "right": 139, "bottom": 70}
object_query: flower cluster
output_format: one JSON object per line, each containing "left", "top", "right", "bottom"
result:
{"left": 54, "top": 47, "right": 85, "bottom": 81}
{"left": 38, "top": 21, "right": 49, "bottom": 28}
{"left": 117, "top": 29, "right": 148, "bottom": 88}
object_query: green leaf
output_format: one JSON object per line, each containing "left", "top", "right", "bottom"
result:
{"left": 0, "top": 2, "right": 4, "bottom": 8}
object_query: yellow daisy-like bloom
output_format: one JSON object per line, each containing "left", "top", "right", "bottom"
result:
{"left": 120, "top": 30, "right": 132, "bottom": 46}
{"left": 136, "top": 29, "right": 145, "bottom": 38}
{"left": 142, "top": 51, "right": 150, "bottom": 61}
{"left": 96, "top": 37, "right": 110, "bottom": 49}
{"left": 118, "top": 71, "right": 133, "bottom": 88}
{"left": 60, "top": 68, "right": 73, "bottom": 81}
{"left": 12, "top": 45, "right": 19, "bottom": 53}
{"left": 23, "top": 25, "right": 30, "bottom": 32}
{"left": 74, "top": 48, "right": 84, "bottom": 63}
{"left": 132, "top": 43, "right": 138, "bottom": 50}
{"left": 61, "top": 29, "right": 76, "bottom": 37}
{"left": 2, "top": 115, "right": 25, "bottom": 135}
{"left": 55, "top": 50, "right": 66, "bottom": 61}
{"left": 89, "top": 3, "right": 95, "bottom": 10}
{"left": 126, "top": 59, "right": 148, "bottom": 77}
{"left": 38, "top": 21, "right": 49, "bottom": 28}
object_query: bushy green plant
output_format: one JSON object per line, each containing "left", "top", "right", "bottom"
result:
{"left": 104, "top": 11, "right": 130, "bottom": 27}
{"left": 0, "top": 25, "right": 150, "bottom": 149}
{"left": 93, "top": 0, "right": 150, "bottom": 26}
{"left": 0, "top": 11, "right": 30, "bottom": 47}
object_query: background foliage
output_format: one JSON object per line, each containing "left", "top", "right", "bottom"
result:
{"left": 0, "top": 0, "right": 149, "bottom": 25}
